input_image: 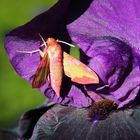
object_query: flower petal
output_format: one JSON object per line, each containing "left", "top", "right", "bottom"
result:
{"left": 5, "top": 0, "right": 140, "bottom": 108}
{"left": 67, "top": 0, "right": 140, "bottom": 50}
{"left": 4, "top": 0, "right": 101, "bottom": 108}
{"left": 18, "top": 99, "right": 55, "bottom": 139}
{"left": 67, "top": 0, "right": 140, "bottom": 107}
{"left": 29, "top": 104, "right": 140, "bottom": 140}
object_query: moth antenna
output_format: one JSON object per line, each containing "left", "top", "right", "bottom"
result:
{"left": 56, "top": 39, "right": 75, "bottom": 47}
{"left": 38, "top": 33, "right": 47, "bottom": 47}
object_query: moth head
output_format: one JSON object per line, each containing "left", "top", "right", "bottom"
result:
{"left": 47, "top": 38, "right": 57, "bottom": 46}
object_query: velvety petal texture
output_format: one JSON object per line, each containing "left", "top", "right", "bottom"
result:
{"left": 0, "top": 129, "right": 18, "bottom": 140}
{"left": 18, "top": 99, "right": 56, "bottom": 138}
{"left": 4, "top": 0, "right": 140, "bottom": 108}
{"left": 23, "top": 104, "right": 140, "bottom": 140}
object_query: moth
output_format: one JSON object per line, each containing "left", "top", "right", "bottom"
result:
{"left": 17, "top": 36, "right": 99, "bottom": 97}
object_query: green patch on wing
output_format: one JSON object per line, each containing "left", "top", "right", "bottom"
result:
{"left": 32, "top": 53, "right": 50, "bottom": 88}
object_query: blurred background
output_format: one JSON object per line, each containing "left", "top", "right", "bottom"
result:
{"left": 0, "top": 0, "right": 57, "bottom": 128}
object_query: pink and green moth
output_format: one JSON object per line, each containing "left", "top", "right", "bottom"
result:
{"left": 17, "top": 36, "right": 99, "bottom": 97}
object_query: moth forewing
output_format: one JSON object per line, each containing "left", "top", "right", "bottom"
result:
{"left": 32, "top": 53, "right": 50, "bottom": 88}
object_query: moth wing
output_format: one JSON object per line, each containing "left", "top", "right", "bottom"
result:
{"left": 32, "top": 53, "right": 50, "bottom": 88}
{"left": 63, "top": 52, "right": 99, "bottom": 84}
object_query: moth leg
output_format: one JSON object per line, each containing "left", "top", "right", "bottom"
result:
{"left": 16, "top": 49, "right": 40, "bottom": 55}
{"left": 47, "top": 74, "right": 51, "bottom": 84}
{"left": 39, "top": 49, "right": 45, "bottom": 58}
{"left": 16, "top": 49, "right": 45, "bottom": 58}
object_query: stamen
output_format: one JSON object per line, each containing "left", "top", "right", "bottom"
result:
{"left": 57, "top": 39, "right": 75, "bottom": 47}
{"left": 95, "top": 85, "right": 109, "bottom": 91}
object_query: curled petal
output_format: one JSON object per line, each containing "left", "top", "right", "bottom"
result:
{"left": 5, "top": 0, "right": 140, "bottom": 108}
{"left": 67, "top": 0, "right": 140, "bottom": 107}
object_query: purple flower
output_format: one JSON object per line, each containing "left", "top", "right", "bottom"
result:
{"left": 18, "top": 100, "right": 140, "bottom": 139}
{"left": 4, "top": 0, "right": 140, "bottom": 109}
{"left": 4, "top": 1, "right": 140, "bottom": 139}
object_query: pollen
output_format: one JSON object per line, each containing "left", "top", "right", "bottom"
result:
{"left": 88, "top": 99, "right": 118, "bottom": 122}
